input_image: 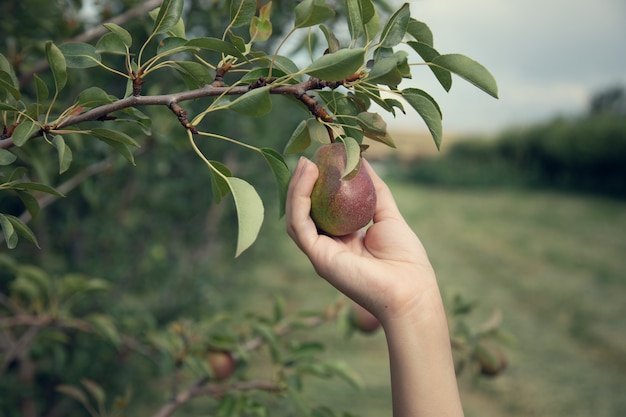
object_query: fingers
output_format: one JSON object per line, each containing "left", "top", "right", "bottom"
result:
{"left": 362, "top": 160, "right": 404, "bottom": 224}
{"left": 286, "top": 157, "right": 320, "bottom": 253}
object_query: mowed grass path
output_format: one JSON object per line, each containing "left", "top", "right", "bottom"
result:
{"left": 236, "top": 182, "right": 626, "bottom": 417}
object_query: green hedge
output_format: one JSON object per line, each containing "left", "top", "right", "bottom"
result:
{"left": 403, "top": 115, "right": 626, "bottom": 198}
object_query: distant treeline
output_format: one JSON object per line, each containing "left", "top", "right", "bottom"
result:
{"left": 402, "top": 87, "right": 626, "bottom": 198}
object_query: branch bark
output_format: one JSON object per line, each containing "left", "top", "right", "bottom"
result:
{"left": 0, "top": 76, "right": 345, "bottom": 150}
{"left": 152, "top": 379, "right": 283, "bottom": 417}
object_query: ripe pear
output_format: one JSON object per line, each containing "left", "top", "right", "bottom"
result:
{"left": 310, "top": 143, "right": 376, "bottom": 236}
{"left": 206, "top": 350, "right": 236, "bottom": 381}
{"left": 474, "top": 343, "right": 508, "bottom": 377}
{"left": 349, "top": 302, "right": 381, "bottom": 334}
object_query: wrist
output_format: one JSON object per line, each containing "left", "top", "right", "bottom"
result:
{"left": 378, "top": 279, "right": 447, "bottom": 332}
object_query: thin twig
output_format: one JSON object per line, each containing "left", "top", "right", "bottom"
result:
{"left": 152, "top": 379, "right": 283, "bottom": 417}
{"left": 17, "top": 0, "right": 163, "bottom": 87}
{"left": 1, "top": 76, "right": 348, "bottom": 149}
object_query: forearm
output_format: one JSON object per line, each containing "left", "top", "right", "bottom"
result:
{"left": 382, "top": 290, "right": 464, "bottom": 417}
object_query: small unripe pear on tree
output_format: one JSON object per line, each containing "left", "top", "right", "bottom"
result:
{"left": 206, "top": 350, "right": 236, "bottom": 381}
{"left": 349, "top": 302, "right": 381, "bottom": 334}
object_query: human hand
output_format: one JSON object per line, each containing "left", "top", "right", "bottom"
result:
{"left": 286, "top": 157, "right": 441, "bottom": 325}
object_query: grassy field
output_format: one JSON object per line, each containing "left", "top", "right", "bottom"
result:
{"left": 227, "top": 181, "right": 626, "bottom": 417}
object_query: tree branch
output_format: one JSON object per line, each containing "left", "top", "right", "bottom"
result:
{"left": 1, "top": 76, "right": 348, "bottom": 150}
{"left": 152, "top": 379, "right": 283, "bottom": 417}
{"left": 17, "top": 0, "right": 163, "bottom": 87}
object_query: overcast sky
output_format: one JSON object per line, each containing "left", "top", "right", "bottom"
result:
{"left": 386, "top": 0, "right": 626, "bottom": 134}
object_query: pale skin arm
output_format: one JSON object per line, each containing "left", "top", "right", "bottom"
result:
{"left": 286, "top": 157, "right": 464, "bottom": 417}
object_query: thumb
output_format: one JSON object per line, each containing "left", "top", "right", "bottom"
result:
{"left": 362, "top": 160, "right": 404, "bottom": 223}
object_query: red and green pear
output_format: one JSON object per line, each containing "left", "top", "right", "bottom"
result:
{"left": 310, "top": 143, "right": 376, "bottom": 236}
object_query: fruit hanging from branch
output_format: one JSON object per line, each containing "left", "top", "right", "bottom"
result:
{"left": 310, "top": 141, "right": 376, "bottom": 236}
{"left": 349, "top": 301, "right": 381, "bottom": 334}
{"left": 0, "top": 0, "right": 498, "bottom": 255}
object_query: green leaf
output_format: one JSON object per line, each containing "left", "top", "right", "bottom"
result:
{"left": 284, "top": 119, "right": 311, "bottom": 154}
{"left": 91, "top": 128, "right": 140, "bottom": 147}
{"left": 230, "top": 0, "right": 257, "bottom": 28}
{"left": 227, "top": 177, "right": 264, "bottom": 257}
{"left": 261, "top": 148, "right": 290, "bottom": 217}
{"left": 363, "top": 2, "right": 380, "bottom": 43}
{"left": 10, "top": 272, "right": 43, "bottom": 302}
{"left": 308, "top": 118, "right": 329, "bottom": 144}
{"left": 319, "top": 24, "right": 340, "bottom": 53}
{"left": 407, "top": 42, "right": 452, "bottom": 92}
{"left": 185, "top": 37, "right": 246, "bottom": 61}
{"left": 81, "top": 379, "right": 106, "bottom": 406}
{"left": 58, "top": 275, "right": 109, "bottom": 303}
{"left": 208, "top": 161, "right": 232, "bottom": 203}
{"left": 250, "top": 14, "right": 273, "bottom": 42}
{"left": 59, "top": 43, "right": 101, "bottom": 68}
{"left": 0, "top": 102, "right": 19, "bottom": 112}
{"left": 0, "top": 70, "right": 20, "bottom": 100}
{"left": 367, "top": 50, "right": 410, "bottom": 88}
{"left": 401, "top": 88, "right": 443, "bottom": 149}
{"left": 95, "top": 33, "right": 128, "bottom": 55}
{"left": 76, "top": 87, "right": 115, "bottom": 108}
{"left": 286, "top": 386, "right": 310, "bottom": 416}
{"left": 7, "top": 167, "right": 27, "bottom": 182}
{"left": 305, "top": 48, "right": 365, "bottom": 82}
{"left": 251, "top": 322, "right": 281, "bottom": 362}
{"left": 229, "top": 86, "right": 272, "bottom": 117}
{"left": 92, "top": 127, "right": 140, "bottom": 164}
{"left": 355, "top": 112, "right": 395, "bottom": 148}
{"left": 53, "top": 135, "right": 73, "bottom": 174}
{"left": 0, "top": 213, "right": 18, "bottom": 249}
{"left": 12, "top": 119, "right": 39, "bottom": 147}
{"left": 289, "top": 341, "right": 325, "bottom": 359}
{"left": 174, "top": 61, "right": 214, "bottom": 89}
{"left": 258, "top": 54, "right": 300, "bottom": 76}
{"left": 16, "top": 190, "right": 39, "bottom": 219}
{"left": 57, "top": 385, "right": 90, "bottom": 407}
{"left": 156, "top": 36, "right": 188, "bottom": 55}
{"left": 0, "top": 54, "right": 20, "bottom": 100}
{"left": 5, "top": 215, "right": 39, "bottom": 248}
{"left": 378, "top": 2, "right": 410, "bottom": 48}
{"left": 103, "top": 23, "right": 132, "bottom": 47}
{"left": 338, "top": 136, "right": 362, "bottom": 178}
{"left": 87, "top": 314, "right": 121, "bottom": 347}
{"left": 120, "top": 107, "right": 153, "bottom": 135}
{"left": 407, "top": 18, "right": 433, "bottom": 46}
{"left": 45, "top": 41, "right": 67, "bottom": 92}
{"left": 344, "top": 0, "right": 364, "bottom": 41}
{"left": 0, "top": 53, "right": 18, "bottom": 88}
{"left": 151, "top": 0, "right": 184, "bottom": 35}
{"left": 9, "top": 181, "right": 64, "bottom": 197}
{"left": 294, "top": 0, "right": 336, "bottom": 28}
{"left": 97, "top": 140, "right": 136, "bottom": 164}
{"left": 34, "top": 74, "right": 49, "bottom": 109}
{"left": 168, "top": 17, "right": 187, "bottom": 39}
{"left": 0, "top": 149, "right": 16, "bottom": 165}
{"left": 406, "top": 18, "right": 434, "bottom": 48}
{"left": 273, "top": 294, "right": 286, "bottom": 323}
{"left": 148, "top": 10, "right": 186, "bottom": 39}
{"left": 324, "top": 360, "right": 364, "bottom": 390}
{"left": 431, "top": 54, "right": 499, "bottom": 98}
{"left": 239, "top": 67, "right": 293, "bottom": 84}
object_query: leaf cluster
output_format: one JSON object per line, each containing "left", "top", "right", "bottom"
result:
{"left": 1, "top": 0, "right": 497, "bottom": 255}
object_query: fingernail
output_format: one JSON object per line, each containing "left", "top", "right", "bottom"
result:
{"left": 298, "top": 156, "right": 311, "bottom": 169}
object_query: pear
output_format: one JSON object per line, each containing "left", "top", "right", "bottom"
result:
{"left": 310, "top": 143, "right": 376, "bottom": 236}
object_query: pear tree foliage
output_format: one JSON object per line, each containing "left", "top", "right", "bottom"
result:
{"left": 0, "top": 0, "right": 498, "bottom": 256}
